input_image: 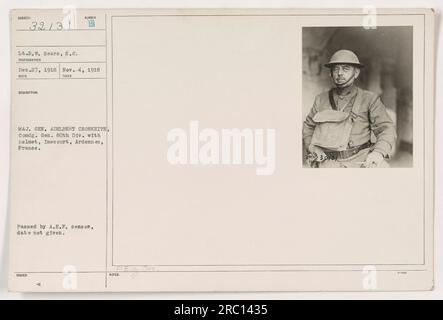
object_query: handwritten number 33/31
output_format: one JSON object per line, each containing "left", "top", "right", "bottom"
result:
{"left": 29, "top": 21, "right": 63, "bottom": 31}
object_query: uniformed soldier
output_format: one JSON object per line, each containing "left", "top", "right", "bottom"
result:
{"left": 303, "top": 49, "right": 397, "bottom": 168}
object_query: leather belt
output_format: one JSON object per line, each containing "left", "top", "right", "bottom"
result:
{"left": 324, "top": 141, "right": 373, "bottom": 160}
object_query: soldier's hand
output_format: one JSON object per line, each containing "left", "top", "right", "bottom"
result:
{"left": 365, "top": 151, "right": 384, "bottom": 168}
{"left": 308, "top": 144, "right": 327, "bottom": 162}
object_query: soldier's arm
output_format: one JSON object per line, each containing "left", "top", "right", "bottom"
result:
{"left": 369, "top": 96, "right": 397, "bottom": 157}
{"left": 302, "top": 98, "right": 319, "bottom": 149}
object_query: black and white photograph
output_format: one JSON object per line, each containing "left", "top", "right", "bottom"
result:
{"left": 302, "top": 26, "right": 413, "bottom": 168}
{"left": 1, "top": 5, "right": 437, "bottom": 298}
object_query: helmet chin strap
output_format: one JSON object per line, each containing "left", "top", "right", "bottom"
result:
{"left": 336, "top": 75, "right": 356, "bottom": 89}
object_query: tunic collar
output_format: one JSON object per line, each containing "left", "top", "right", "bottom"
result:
{"left": 334, "top": 84, "right": 358, "bottom": 98}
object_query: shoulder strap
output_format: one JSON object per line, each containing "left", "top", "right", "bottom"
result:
{"left": 349, "top": 88, "right": 364, "bottom": 121}
{"left": 328, "top": 89, "right": 337, "bottom": 110}
{"left": 341, "top": 88, "right": 364, "bottom": 149}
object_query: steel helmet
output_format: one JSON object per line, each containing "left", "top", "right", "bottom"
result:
{"left": 324, "top": 50, "right": 364, "bottom": 68}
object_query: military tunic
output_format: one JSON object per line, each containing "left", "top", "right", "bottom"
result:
{"left": 303, "top": 85, "right": 397, "bottom": 161}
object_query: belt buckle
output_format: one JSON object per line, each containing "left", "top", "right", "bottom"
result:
{"left": 326, "top": 152, "right": 337, "bottom": 161}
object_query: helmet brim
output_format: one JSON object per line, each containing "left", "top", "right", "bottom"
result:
{"left": 324, "top": 62, "right": 364, "bottom": 68}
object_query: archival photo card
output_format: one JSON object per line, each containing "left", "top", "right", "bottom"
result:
{"left": 8, "top": 8, "right": 435, "bottom": 292}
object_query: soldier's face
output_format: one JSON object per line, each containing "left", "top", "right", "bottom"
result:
{"left": 331, "top": 64, "right": 360, "bottom": 88}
